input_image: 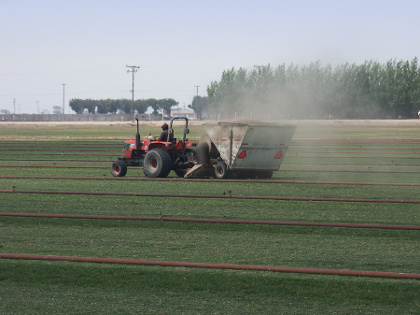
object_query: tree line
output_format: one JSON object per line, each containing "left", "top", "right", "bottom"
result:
{"left": 206, "top": 58, "right": 420, "bottom": 119}
{"left": 69, "top": 98, "right": 178, "bottom": 116}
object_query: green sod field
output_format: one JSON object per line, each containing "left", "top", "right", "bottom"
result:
{"left": 0, "top": 120, "right": 419, "bottom": 314}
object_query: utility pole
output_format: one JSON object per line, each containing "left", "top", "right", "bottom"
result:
{"left": 62, "top": 84, "right": 66, "bottom": 114}
{"left": 194, "top": 85, "right": 200, "bottom": 97}
{"left": 37, "top": 101, "right": 39, "bottom": 114}
{"left": 13, "top": 98, "right": 16, "bottom": 114}
{"left": 126, "top": 65, "right": 140, "bottom": 122}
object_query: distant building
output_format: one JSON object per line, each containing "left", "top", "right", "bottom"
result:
{"left": 171, "top": 107, "right": 195, "bottom": 119}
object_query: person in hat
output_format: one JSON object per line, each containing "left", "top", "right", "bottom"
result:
{"left": 158, "top": 122, "right": 173, "bottom": 141}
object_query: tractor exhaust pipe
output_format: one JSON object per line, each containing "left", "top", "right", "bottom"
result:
{"left": 135, "top": 118, "right": 140, "bottom": 150}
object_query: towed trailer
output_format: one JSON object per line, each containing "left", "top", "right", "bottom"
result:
{"left": 185, "top": 120, "right": 296, "bottom": 179}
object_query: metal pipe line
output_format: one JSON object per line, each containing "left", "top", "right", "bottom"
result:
{"left": 0, "top": 164, "right": 419, "bottom": 173}
{"left": 1, "top": 175, "right": 419, "bottom": 186}
{"left": 1, "top": 158, "right": 419, "bottom": 167}
{"left": 1, "top": 189, "right": 419, "bottom": 204}
{"left": 1, "top": 253, "right": 419, "bottom": 280}
{"left": 1, "top": 212, "right": 418, "bottom": 230}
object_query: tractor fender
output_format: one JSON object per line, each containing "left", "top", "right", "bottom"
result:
{"left": 148, "top": 142, "right": 169, "bottom": 151}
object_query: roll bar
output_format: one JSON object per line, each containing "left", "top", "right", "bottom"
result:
{"left": 168, "top": 117, "right": 189, "bottom": 146}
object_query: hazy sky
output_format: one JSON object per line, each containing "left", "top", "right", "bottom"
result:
{"left": 1, "top": 0, "right": 419, "bottom": 114}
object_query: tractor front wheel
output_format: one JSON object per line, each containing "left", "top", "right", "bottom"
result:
{"left": 111, "top": 160, "right": 127, "bottom": 177}
{"left": 143, "top": 149, "right": 172, "bottom": 178}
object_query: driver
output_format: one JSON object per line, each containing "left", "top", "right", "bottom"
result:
{"left": 158, "top": 122, "right": 173, "bottom": 141}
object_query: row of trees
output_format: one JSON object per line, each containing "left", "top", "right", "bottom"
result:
{"left": 68, "top": 58, "right": 420, "bottom": 120}
{"left": 69, "top": 98, "right": 178, "bottom": 117}
{"left": 189, "top": 96, "right": 208, "bottom": 120}
{"left": 207, "top": 58, "right": 420, "bottom": 119}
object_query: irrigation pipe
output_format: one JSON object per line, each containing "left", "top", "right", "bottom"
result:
{"left": 287, "top": 141, "right": 404, "bottom": 145}
{"left": 2, "top": 212, "right": 419, "bottom": 230}
{"left": 0, "top": 158, "right": 110, "bottom": 163}
{"left": 284, "top": 161, "right": 420, "bottom": 166}
{"left": 295, "top": 151, "right": 420, "bottom": 155}
{"left": 1, "top": 164, "right": 419, "bottom": 173}
{"left": 1, "top": 175, "right": 419, "bottom": 186}
{"left": 1, "top": 152, "right": 420, "bottom": 160}
{"left": 0, "top": 152, "right": 117, "bottom": 156}
{"left": 287, "top": 155, "right": 420, "bottom": 160}
{"left": 0, "top": 165, "right": 107, "bottom": 169}
{"left": 1, "top": 189, "right": 419, "bottom": 204}
{"left": 1, "top": 253, "right": 419, "bottom": 280}
{"left": 280, "top": 169, "right": 420, "bottom": 174}
{"left": 0, "top": 148, "right": 117, "bottom": 153}
{"left": 2, "top": 158, "right": 419, "bottom": 167}
{"left": 2, "top": 148, "right": 420, "bottom": 154}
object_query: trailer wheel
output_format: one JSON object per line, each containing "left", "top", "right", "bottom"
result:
{"left": 144, "top": 149, "right": 172, "bottom": 178}
{"left": 111, "top": 160, "right": 127, "bottom": 177}
{"left": 214, "top": 161, "right": 230, "bottom": 179}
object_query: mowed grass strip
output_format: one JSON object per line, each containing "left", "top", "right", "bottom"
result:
{"left": 1, "top": 176, "right": 419, "bottom": 201}
{"left": 0, "top": 121, "right": 419, "bottom": 314}
{"left": 1, "top": 215, "right": 419, "bottom": 272}
{"left": 1, "top": 260, "right": 419, "bottom": 314}
{"left": 2, "top": 165, "right": 420, "bottom": 184}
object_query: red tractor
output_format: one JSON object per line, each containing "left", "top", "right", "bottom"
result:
{"left": 111, "top": 117, "right": 196, "bottom": 178}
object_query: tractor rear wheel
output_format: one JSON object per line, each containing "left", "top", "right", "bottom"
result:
{"left": 111, "top": 160, "right": 127, "bottom": 177}
{"left": 214, "top": 161, "right": 230, "bottom": 179}
{"left": 143, "top": 149, "right": 172, "bottom": 178}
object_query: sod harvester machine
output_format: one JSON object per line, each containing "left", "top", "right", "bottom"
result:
{"left": 185, "top": 120, "right": 296, "bottom": 179}
{"left": 111, "top": 117, "right": 196, "bottom": 178}
{"left": 112, "top": 118, "right": 296, "bottom": 179}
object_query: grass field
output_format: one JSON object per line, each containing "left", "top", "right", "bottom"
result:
{"left": 0, "top": 120, "right": 419, "bottom": 314}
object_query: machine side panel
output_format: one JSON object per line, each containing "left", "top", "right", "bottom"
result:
{"left": 231, "top": 125, "right": 296, "bottom": 170}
